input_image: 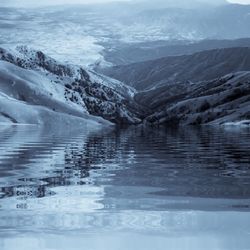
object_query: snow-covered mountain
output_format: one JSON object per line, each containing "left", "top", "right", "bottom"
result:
{"left": 125, "top": 4, "right": 250, "bottom": 42}
{"left": 0, "top": 46, "right": 141, "bottom": 126}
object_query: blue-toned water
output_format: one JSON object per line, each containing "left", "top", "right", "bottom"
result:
{"left": 0, "top": 125, "right": 250, "bottom": 250}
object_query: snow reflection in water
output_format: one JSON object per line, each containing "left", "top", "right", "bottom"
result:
{"left": 0, "top": 125, "right": 250, "bottom": 250}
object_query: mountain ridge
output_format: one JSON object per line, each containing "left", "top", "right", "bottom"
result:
{"left": 103, "top": 47, "right": 250, "bottom": 91}
{"left": 100, "top": 38, "right": 250, "bottom": 66}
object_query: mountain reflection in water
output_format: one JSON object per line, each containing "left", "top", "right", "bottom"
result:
{"left": 0, "top": 125, "right": 250, "bottom": 250}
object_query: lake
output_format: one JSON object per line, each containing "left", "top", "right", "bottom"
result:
{"left": 0, "top": 125, "right": 250, "bottom": 250}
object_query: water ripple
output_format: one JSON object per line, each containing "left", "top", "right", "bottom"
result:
{"left": 0, "top": 125, "right": 250, "bottom": 249}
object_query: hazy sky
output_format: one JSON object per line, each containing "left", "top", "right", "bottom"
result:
{"left": 228, "top": 0, "right": 250, "bottom": 3}
{"left": 1, "top": 0, "right": 111, "bottom": 7}
{"left": 1, "top": 0, "right": 129, "bottom": 7}
{"left": 2, "top": 0, "right": 250, "bottom": 7}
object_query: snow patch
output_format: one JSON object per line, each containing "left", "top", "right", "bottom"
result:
{"left": 222, "top": 120, "right": 250, "bottom": 127}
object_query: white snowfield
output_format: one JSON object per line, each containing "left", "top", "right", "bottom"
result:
{"left": 0, "top": 91, "right": 107, "bottom": 128}
{"left": 0, "top": 61, "right": 111, "bottom": 128}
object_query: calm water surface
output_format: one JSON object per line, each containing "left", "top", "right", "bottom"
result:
{"left": 0, "top": 125, "right": 250, "bottom": 250}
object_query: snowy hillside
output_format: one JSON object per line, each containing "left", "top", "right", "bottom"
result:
{"left": 0, "top": 46, "right": 141, "bottom": 126}
{"left": 0, "top": 61, "right": 111, "bottom": 127}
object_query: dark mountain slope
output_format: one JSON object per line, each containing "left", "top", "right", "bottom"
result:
{"left": 103, "top": 47, "right": 250, "bottom": 91}
{"left": 143, "top": 72, "right": 250, "bottom": 126}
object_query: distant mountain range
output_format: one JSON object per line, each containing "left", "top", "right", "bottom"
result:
{"left": 125, "top": 4, "right": 250, "bottom": 41}
{"left": 132, "top": 0, "right": 227, "bottom": 9}
{"left": 101, "top": 38, "right": 250, "bottom": 66}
